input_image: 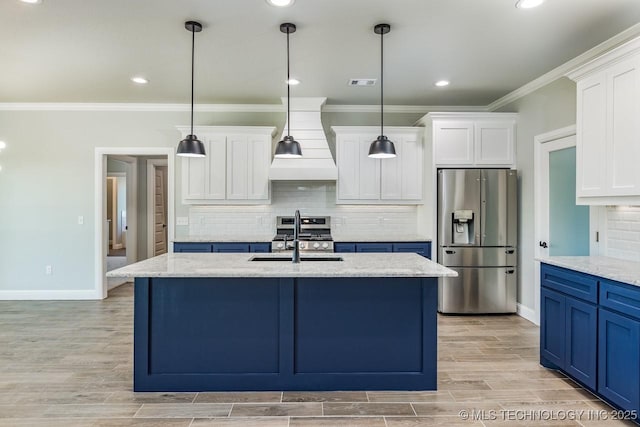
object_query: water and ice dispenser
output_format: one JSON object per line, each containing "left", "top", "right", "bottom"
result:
{"left": 451, "top": 210, "right": 474, "bottom": 245}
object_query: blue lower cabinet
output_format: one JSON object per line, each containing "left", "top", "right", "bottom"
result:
{"left": 212, "top": 243, "right": 250, "bottom": 253}
{"left": 174, "top": 243, "right": 213, "bottom": 253}
{"left": 541, "top": 287, "right": 566, "bottom": 368}
{"left": 334, "top": 243, "right": 356, "bottom": 253}
{"left": 393, "top": 242, "right": 431, "bottom": 259}
{"left": 598, "top": 308, "right": 640, "bottom": 412}
{"left": 540, "top": 264, "right": 597, "bottom": 391}
{"left": 565, "top": 297, "right": 597, "bottom": 390}
{"left": 356, "top": 243, "right": 393, "bottom": 253}
{"left": 249, "top": 243, "right": 271, "bottom": 253}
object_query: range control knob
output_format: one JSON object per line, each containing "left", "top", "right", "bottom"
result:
{"left": 322, "top": 242, "right": 329, "bottom": 248}
{"left": 313, "top": 242, "right": 320, "bottom": 249}
{"left": 277, "top": 242, "right": 284, "bottom": 249}
{"left": 299, "top": 242, "right": 306, "bottom": 249}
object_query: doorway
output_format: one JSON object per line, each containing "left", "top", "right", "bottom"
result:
{"left": 147, "top": 159, "right": 168, "bottom": 257}
{"left": 95, "top": 148, "right": 175, "bottom": 299}
{"left": 534, "top": 125, "right": 601, "bottom": 323}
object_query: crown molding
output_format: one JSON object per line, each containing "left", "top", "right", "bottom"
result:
{"left": 487, "top": 23, "right": 640, "bottom": 112}
{"left": 0, "top": 103, "right": 284, "bottom": 112}
{"left": 322, "top": 104, "right": 487, "bottom": 113}
{"left": 0, "top": 102, "right": 488, "bottom": 113}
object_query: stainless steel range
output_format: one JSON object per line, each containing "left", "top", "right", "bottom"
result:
{"left": 271, "top": 216, "right": 334, "bottom": 253}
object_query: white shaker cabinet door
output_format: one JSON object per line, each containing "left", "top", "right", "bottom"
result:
{"left": 576, "top": 73, "right": 607, "bottom": 197}
{"left": 434, "top": 121, "right": 474, "bottom": 165}
{"left": 380, "top": 135, "right": 422, "bottom": 200}
{"left": 248, "top": 135, "right": 271, "bottom": 200}
{"left": 358, "top": 138, "right": 381, "bottom": 200}
{"left": 336, "top": 135, "right": 361, "bottom": 200}
{"left": 226, "top": 135, "right": 250, "bottom": 200}
{"left": 206, "top": 136, "right": 227, "bottom": 200}
{"left": 474, "top": 121, "right": 514, "bottom": 165}
{"left": 606, "top": 55, "right": 640, "bottom": 196}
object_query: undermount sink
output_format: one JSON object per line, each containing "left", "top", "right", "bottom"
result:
{"left": 250, "top": 256, "right": 343, "bottom": 262}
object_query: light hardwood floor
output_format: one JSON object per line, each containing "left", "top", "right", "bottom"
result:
{"left": 0, "top": 283, "right": 633, "bottom": 426}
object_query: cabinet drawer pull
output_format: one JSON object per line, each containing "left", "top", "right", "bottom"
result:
{"left": 506, "top": 249, "right": 515, "bottom": 254}
{"left": 506, "top": 270, "right": 515, "bottom": 274}
{"left": 445, "top": 250, "right": 456, "bottom": 254}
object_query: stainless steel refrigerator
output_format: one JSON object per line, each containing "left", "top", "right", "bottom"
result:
{"left": 437, "top": 169, "right": 517, "bottom": 314}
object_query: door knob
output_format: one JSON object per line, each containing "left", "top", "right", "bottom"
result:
{"left": 539, "top": 241, "right": 548, "bottom": 248}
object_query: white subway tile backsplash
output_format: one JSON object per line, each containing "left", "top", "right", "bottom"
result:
{"left": 606, "top": 206, "right": 640, "bottom": 262}
{"left": 188, "top": 182, "right": 418, "bottom": 239}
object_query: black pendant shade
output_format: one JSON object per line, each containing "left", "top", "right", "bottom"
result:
{"left": 177, "top": 21, "right": 206, "bottom": 158}
{"left": 369, "top": 23, "right": 397, "bottom": 159}
{"left": 177, "top": 134, "right": 206, "bottom": 157}
{"left": 275, "top": 23, "right": 302, "bottom": 159}
{"left": 368, "top": 135, "right": 396, "bottom": 159}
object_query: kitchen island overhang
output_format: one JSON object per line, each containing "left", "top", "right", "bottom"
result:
{"left": 108, "top": 253, "right": 457, "bottom": 392}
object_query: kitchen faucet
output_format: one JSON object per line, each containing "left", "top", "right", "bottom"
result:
{"left": 292, "top": 209, "right": 301, "bottom": 263}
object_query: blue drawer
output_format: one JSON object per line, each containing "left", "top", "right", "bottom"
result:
{"left": 541, "top": 264, "right": 598, "bottom": 304}
{"left": 393, "top": 242, "right": 431, "bottom": 259}
{"left": 600, "top": 280, "right": 640, "bottom": 320}
{"left": 249, "top": 243, "right": 271, "bottom": 253}
{"left": 212, "top": 243, "right": 250, "bottom": 253}
{"left": 334, "top": 243, "right": 356, "bottom": 253}
{"left": 174, "top": 242, "right": 213, "bottom": 253}
{"left": 356, "top": 243, "right": 393, "bottom": 253}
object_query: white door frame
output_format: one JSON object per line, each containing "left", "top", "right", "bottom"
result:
{"left": 533, "top": 125, "right": 604, "bottom": 325}
{"left": 147, "top": 159, "right": 168, "bottom": 257}
{"left": 95, "top": 148, "right": 174, "bottom": 299}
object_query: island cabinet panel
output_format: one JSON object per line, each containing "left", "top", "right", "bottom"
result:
{"left": 212, "top": 243, "right": 250, "bottom": 253}
{"left": 134, "top": 276, "right": 438, "bottom": 391}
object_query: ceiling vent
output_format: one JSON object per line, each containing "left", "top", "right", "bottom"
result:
{"left": 348, "top": 78, "right": 377, "bottom": 86}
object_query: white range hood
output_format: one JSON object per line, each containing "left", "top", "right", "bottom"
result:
{"left": 269, "top": 97, "right": 338, "bottom": 181}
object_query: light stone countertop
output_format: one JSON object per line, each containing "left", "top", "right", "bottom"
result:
{"left": 537, "top": 256, "right": 640, "bottom": 287}
{"left": 107, "top": 252, "right": 457, "bottom": 279}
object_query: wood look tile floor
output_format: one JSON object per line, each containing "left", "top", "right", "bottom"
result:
{"left": 0, "top": 283, "right": 634, "bottom": 426}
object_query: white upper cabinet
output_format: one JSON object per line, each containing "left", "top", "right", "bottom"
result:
{"left": 424, "top": 113, "right": 517, "bottom": 168}
{"left": 178, "top": 126, "right": 276, "bottom": 204}
{"left": 333, "top": 127, "right": 423, "bottom": 204}
{"left": 568, "top": 37, "right": 640, "bottom": 204}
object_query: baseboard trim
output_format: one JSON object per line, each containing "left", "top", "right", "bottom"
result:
{"left": 0, "top": 289, "right": 102, "bottom": 300}
{"left": 517, "top": 303, "right": 538, "bottom": 325}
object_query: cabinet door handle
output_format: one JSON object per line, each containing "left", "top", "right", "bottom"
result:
{"left": 506, "top": 249, "right": 515, "bottom": 254}
{"left": 506, "top": 269, "right": 515, "bottom": 275}
{"left": 445, "top": 250, "right": 456, "bottom": 254}
{"left": 539, "top": 241, "right": 548, "bottom": 249}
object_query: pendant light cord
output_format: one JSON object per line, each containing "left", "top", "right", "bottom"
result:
{"left": 190, "top": 27, "right": 195, "bottom": 136}
{"left": 380, "top": 29, "right": 384, "bottom": 136}
{"left": 286, "top": 28, "right": 291, "bottom": 138}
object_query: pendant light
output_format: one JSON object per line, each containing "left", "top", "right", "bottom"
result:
{"left": 274, "top": 23, "right": 302, "bottom": 158}
{"left": 177, "top": 21, "right": 206, "bottom": 158}
{"left": 369, "top": 23, "right": 396, "bottom": 159}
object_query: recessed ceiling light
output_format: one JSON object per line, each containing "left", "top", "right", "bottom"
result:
{"left": 435, "top": 80, "right": 450, "bottom": 87}
{"left": 515, "top": 0, "right": 545, "bottom": 9}
{"left": 0, "top": 141, "right": 6, "bottom": 151}
{"left": 266, "top": 0, "right": 295, "bottom": 7}
{"left": 20, "top": 0, "right": 42, "bottom": 4}
{"left": 286, "top": 78, "right": 300, "bottom": 85}
{"left": 131, "top": 76, "right": 149, "bottom": 84}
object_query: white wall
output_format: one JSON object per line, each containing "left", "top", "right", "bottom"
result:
{"left": 497, "top": 77, "right": 578, "bottom": 310}
{"left": 0, "top": 109, "right": 421, "bottom": 296}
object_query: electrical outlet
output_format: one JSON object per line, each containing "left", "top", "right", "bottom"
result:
{"left": 45, "top": 265, "right": 52, "bottom": 275}
{"left": 78, "top": 216, "right": 84, "bottom": 225}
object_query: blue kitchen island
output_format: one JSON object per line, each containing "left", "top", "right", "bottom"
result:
{"left": 108, "top": 252, "right": 456, "bottom": 392}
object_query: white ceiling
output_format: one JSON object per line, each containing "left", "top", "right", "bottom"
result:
{"left": 2, "top": 0, "right": 640, "bottom": 106}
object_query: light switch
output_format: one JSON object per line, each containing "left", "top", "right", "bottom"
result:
{"left": 78, "top": 216, "right": 84, "bottom": 225}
